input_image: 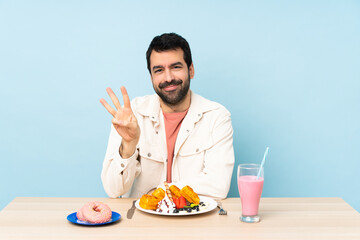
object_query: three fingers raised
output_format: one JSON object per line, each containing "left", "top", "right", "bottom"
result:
{"left": 100, "top": 86, "right": 131, "bottom": 116}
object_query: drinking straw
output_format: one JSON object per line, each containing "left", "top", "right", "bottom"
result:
{"left": 256, "top": 147, "right": 269, "bottom": 179}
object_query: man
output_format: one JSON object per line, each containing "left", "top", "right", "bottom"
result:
{"left": 100, "top": 33, "right": 234, "bottom": 199}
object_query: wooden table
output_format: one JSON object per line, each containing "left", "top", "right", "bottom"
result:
{"left": 0, "top": 197, "right": 359, "bottom": 239}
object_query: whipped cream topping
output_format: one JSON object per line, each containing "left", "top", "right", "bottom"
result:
{"left": 156, "top": 192, "right": 175, "bottom": 213}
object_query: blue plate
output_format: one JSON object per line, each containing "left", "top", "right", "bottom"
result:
{"left": 67, "top": 211, "right": 121, "bottom": 226}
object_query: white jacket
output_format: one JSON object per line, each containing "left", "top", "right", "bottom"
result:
{"left": 101, "top": 91, "right": 234, "bottom": 199}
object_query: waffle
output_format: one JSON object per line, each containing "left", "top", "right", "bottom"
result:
{"left": 180, "top": 185, "right": 200, "bottom": 204}
{"left": 152, "top": 188, "right": 165, "bottom": 200}
{"left": 139, "top": 194, "right": 161, "bottom": 210}
{"left": 169, "top": 185, "right": 182, "bottom": 198}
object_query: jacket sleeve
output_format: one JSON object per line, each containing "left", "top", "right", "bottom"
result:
{"left": 101, "top": 124, "right": 141, "bottom": 198}
{"left": 180, "top": 109, "right": 235, "bottom": 199}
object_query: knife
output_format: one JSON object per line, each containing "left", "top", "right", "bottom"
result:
{"left": 127, "top": 200, "right": 137, "bottom": 219}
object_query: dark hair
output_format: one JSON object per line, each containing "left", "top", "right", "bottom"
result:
{"left": 146, "top": 33, "right": 192, "bottom": 73}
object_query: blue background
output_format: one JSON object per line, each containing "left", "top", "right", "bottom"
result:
{"left": 1, "top": 1, "right": 359, "bottom": 212}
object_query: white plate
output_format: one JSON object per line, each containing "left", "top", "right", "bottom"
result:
{"left": 135, "top": 196, "right": 217, "bottom": 216}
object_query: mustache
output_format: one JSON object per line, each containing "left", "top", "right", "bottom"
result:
{"left": 159, "top": 79, "right": 183, "bottom": 89}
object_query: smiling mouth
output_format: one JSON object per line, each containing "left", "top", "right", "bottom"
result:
{"left": 159, "top": 79, "right": 183, "bottom": 90}
{"left": 163, "top": 85, "right": 179, "bottom": 91}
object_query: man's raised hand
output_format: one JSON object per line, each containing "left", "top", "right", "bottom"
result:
{"left": 100, "top": 86, "right": 140, "bottom": 158}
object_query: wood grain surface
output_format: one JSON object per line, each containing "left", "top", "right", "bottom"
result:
{"left": 0, "top": 197, "right": 359, "bottom": 239}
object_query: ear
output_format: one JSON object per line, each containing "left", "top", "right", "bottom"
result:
{"left": 189, "top": 63, "right": 195, "bottom": 79}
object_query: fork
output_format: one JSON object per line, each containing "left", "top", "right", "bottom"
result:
{"left": 216, "top": 200, "right": 227, "bottom": 215}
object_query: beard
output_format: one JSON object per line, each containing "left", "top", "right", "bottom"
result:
{"left": 153, "top": 74, "right": 191, "bottom": 106}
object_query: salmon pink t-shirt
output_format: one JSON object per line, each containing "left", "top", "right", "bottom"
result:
{"left": 163, "top": 109, "right": 188, "bottom": 183}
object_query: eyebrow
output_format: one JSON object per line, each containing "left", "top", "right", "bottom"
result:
{"left": 152, "top": 62, "right": 184, "bottom": 72}
{"left": 170, "top": 62, "right": 183, "bottom": 67}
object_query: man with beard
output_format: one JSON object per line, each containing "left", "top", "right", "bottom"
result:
{"left": 100, "top": 33, "right": 234, "bottom": 199}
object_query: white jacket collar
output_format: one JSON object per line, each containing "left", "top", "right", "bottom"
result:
{"left": 136, "top": 91, "right": 220, "bottom": 122}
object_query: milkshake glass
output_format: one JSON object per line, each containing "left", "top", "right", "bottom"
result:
{"left": 237, "top": 164, "right": 264, "bottom": 223}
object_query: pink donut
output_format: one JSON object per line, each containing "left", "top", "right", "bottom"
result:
{"left": 81, "top": 201, "right": 112, "bottom": 224}
{"left": 76, "top": 206, "right": 86, "bottom": 221}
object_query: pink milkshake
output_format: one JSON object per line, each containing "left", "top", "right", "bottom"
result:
{"left": 238, "top": 176, "right": 264, "bottom": 216}
{"left": 237, "top": 163, "right": 264, "bottom": 223}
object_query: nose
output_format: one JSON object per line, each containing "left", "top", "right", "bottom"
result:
{"left": 164, "top": 68, "right": 173, "bottom": 82}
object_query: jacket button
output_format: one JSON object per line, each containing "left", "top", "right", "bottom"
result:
{"left": 121, "top": 163, "right": 125, "bottom": 168}
{"left": 196, "top": 148, "right": 199, "bottom": 152}
{"left": 198, "top": 114, "right": 201, "bottom": 117}
{"left": 148, "top": 153, "right": 152, "bottom": 157}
